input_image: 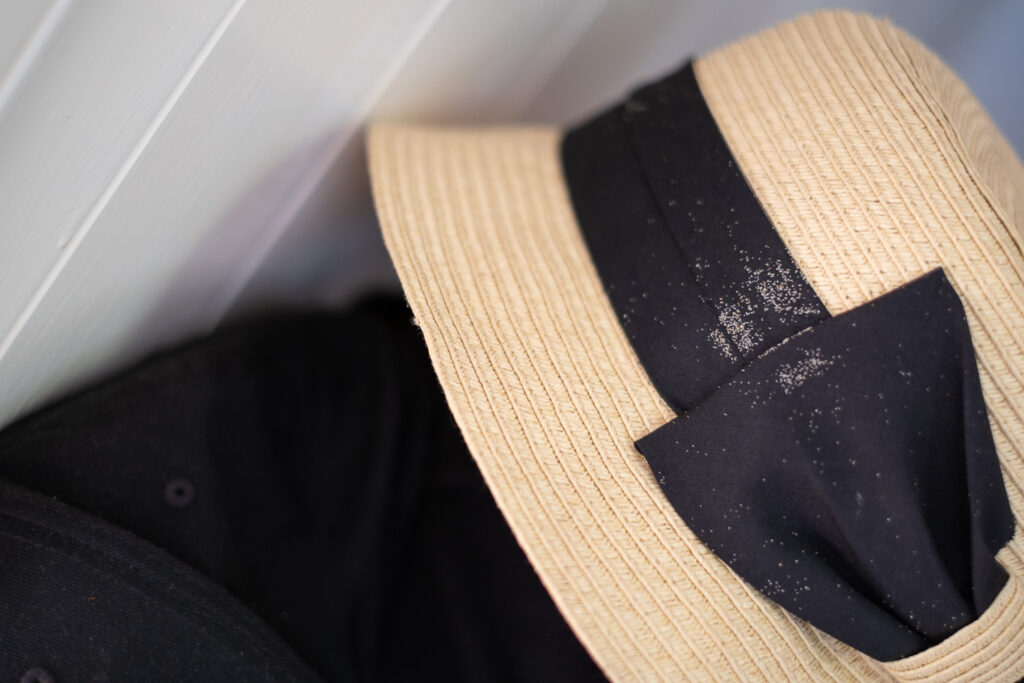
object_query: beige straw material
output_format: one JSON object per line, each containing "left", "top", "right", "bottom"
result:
{"left": 368, "top": 11, "right": 1024, "bottom": 682}
{"left": 697, "top": 13, "right": 1024, "bottom": 546}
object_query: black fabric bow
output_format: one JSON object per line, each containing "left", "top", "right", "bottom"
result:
{"left": 637, "top": 269, "right": 1013, "bottom": 660}
{"left": 562, "top": 59, "right": 1016, "bottom": 661}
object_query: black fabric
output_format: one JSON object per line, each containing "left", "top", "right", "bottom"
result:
{"left": 561, "top": 60, "right": 1015, "bottom": 660}
{"left": 562, "top": 62, "right": 827, "bottom": 414}
{"left": 638, "top": 269, "right": 1013, "bottom": 660}
{"left": 0, "top": 296, "right": 604, "bottom": 682}
{"left": 0, "top": 479, "right": 321, "bottom": 682}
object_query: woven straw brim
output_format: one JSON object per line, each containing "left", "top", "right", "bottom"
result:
{"left": 368, "top": 11, "right": 1024, "bottom": 682}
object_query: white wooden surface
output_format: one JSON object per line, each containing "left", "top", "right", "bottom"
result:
{"left": 0, "top": 0, "right": 1021, "bottom": 426}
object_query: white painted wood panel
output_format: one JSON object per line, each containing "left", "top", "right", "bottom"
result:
{"left": 0, "top": 1, "right": 67, "bottom": 112}
{"left": 0, "top": 0, "right": 447, "bottom": 423}
{"left": 0, "top": 0, "right": 235, "bottom": 335}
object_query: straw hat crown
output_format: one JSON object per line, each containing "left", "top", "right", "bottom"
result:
{"left": 369, "top": 10, "right": 1024, "bottom": 681}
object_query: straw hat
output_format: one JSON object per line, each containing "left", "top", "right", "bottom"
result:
{"left": 368, "top": 11, "right": 1024, "bottom": 682}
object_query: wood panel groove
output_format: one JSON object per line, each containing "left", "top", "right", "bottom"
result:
{"left": 0, "top": 0, "right": 247, "bottom": 366}
{"left": 0, "top": 0, "right": 72, "bottom": 124}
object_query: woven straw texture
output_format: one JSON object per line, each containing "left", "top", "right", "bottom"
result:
{"left": 368, "top": 11, "right": 1024, "bottom": 682}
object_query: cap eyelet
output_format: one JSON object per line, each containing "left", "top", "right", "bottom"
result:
{"left": 164, "top": 477, "right": 196, "bottom": 508}
{"left": 21, "top": 667, "right": 55, "bottom": 683}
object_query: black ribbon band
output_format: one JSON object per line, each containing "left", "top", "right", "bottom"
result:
{"left": 561, "top": 62, "right": 827, "bottom": 414}
{"left": 561, "top": 61, "right": 1015, "bottom": 661}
